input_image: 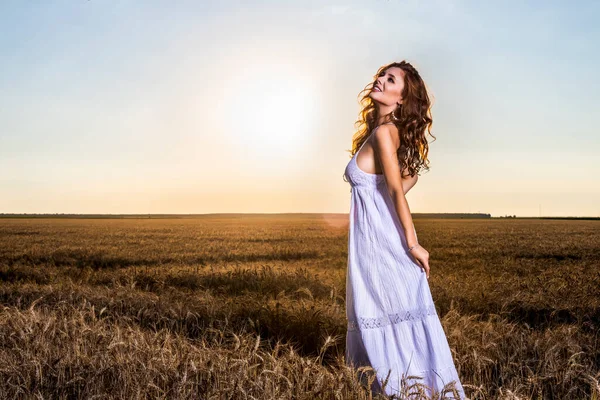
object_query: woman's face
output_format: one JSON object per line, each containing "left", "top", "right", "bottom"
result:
{"left": 369, "top": 66, "right": 405, "bottom": 106}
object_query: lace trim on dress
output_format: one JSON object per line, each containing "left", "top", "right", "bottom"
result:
{"left": 347, "top": 303, "right": 438, "bottom": 332}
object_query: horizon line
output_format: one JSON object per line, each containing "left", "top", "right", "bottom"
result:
{"left": 1, "top": 213, "right": 598, "bottom": 220}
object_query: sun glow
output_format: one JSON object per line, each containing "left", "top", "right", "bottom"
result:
{"left": 213, "top": 59, "right": 322, "bottom": 172}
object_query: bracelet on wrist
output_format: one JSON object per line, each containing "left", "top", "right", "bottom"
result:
{"left": 408, "top": 243, "right": 419, "bottom": 252}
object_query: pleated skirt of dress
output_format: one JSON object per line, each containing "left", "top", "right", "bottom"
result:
{"left": 345, "top": 184, "right": 466, "bottom": 399}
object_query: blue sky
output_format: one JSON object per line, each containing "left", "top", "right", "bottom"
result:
{"left": 1, "top": 0, "right": 598, "bottom": 216}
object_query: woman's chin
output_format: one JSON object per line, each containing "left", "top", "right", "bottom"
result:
{"left": 369, "top": 94, "right": 383, "bottom": 104}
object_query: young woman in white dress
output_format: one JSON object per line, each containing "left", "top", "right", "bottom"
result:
{"left": 343, "top": 61, "right": 466, "bottom": 399}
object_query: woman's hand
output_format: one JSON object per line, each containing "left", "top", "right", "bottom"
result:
{"left": 409, "top": 244, "right": 430, "bottom": 279}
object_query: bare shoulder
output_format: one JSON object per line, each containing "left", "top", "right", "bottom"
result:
{"left": 372, "top": 124, "right": 401, "bottom": 151}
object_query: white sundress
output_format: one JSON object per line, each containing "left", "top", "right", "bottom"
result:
{"left": 343, "top": 124, "right": 466, "bottom": 399}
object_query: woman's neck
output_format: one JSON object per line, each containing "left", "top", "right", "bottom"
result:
{"left": 376, "top": 115, "right": 394, "bottom": 126}
{"left": 376, "top": 103, "right": 396, "bottom": 125}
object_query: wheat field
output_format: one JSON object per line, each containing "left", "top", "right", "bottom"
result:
{"left": 0, "top": 215, "right": 598, "bottom": 399}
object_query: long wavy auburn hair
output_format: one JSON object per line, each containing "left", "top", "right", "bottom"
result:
{"left": 350, "top": 60, "right": 435, "bottom": 178}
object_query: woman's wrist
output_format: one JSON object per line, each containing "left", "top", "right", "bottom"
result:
{"left": 408, "top": 243, "right": 419, "bottom": 252}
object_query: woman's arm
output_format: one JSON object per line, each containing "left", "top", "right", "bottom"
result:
{"left": 372, "top": 125, "right": 418, "bottom": 247}
{"left": 372, "top": 125, "right": 429, "bottom": 277}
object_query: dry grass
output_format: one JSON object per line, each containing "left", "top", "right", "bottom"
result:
{"left": 0, "top": 216, "right": 599, "bottom": 399}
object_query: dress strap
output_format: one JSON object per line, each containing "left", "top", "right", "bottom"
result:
{"left": 366, "top": 122, "right": 395, "bottom": 144}
{"left": 358, "top": 122, "right": 396, "bottom": 153}
{"left": 373, "top": 121, "right": 395, "bottom": 133}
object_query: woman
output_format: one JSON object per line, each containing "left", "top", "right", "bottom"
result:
{"left": 343, "top": 61, "right": 466, "bottom": 399}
